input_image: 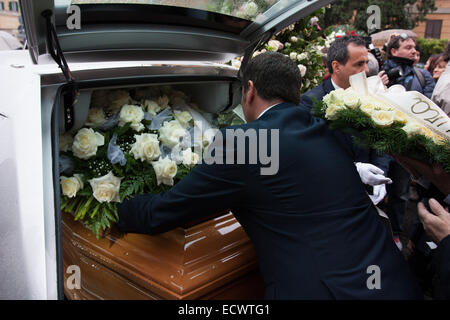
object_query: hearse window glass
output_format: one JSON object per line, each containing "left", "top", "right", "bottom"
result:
{"left": 70, "top": 0, "right": 301, "bottom": 23}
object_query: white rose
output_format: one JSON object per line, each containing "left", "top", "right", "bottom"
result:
{"left": 72, "top": 128, "right": 105, "bottom": 160}
{"left": 285, "top": 42, "right": 291, "bottom": 48}
{"left": 290, "top": 36, "right": 298, "bottom": 43}
{"left": 130, "top": 133, "right": 161, "bottom": 162}
{"left": 342, "top": 88, "right": 361, "bottom": 109}
{"left": 431, "top": 133, "right": 446, "bottom": 145}
{"left": 394, "top": 110, "right": 408, "bottom": 124}
{"left": 402, "top": 123, "right": 439, "bottom": 143}
{"left": 298, "top": 64, "right": 307, "bottom": 77}
{"left": 159, "top": 120, "right": 187, "bottom": 148}
{"left": 304, "top": 78, "right": 311, "bottom": 89}
{"left": 297, "top": 52, "right": 308, "bottom": 61}
{"left": 309, "top": 16, "right": 319, "bottom": 25}
{"left": 89, "top": 171, "right": 122, "bottom": 203}
{"left": 323, "top": 89, "right": 345, "bottom": 107}
{"left": 181, "top": 148, "right": 200, "bottom": 168}
{"left": 268, "top": 40, "right": 283, "bottom": 52}
{"left": 402, "top": 120, "right": 423, "bottom": 136}
{"left": 289, "top": 52, "right": 298, "bottom": 61}
{"left": 60, "top": 174, "right": 84, "bottom": 198}
{"left": 86, "top": 108, "right": 107, "bottom": 127}
{"left": 360, "top": 103, "right": 376, "bottom": 116}
{"left": 59, "top": 133, "right": 73, "bottom": 152}
{"left": 419, "top": 127, "right": 443, "bottom": 144}
{"left": 244, "top": 1, "right": 258, "bottom": 17}
{"left": 174, "top": 110, "right": 193, "bottom": 128}
{"left": 119, "top": 105, "right": 145, "bottom": 132}
{"left": 152, "top": 156, "right": 178, "bottom": 186}
{"left": 371, "top": 110, "right": 395, "bottom": 127}
{"left": 144, "top": 100, "right": 161, "bottom": 117}
{"left": 325, "top": 104, "right": 346, "bottom": 120}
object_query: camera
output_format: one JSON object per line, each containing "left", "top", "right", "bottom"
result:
{"left": 381, "top": 65, "right": 404, "bottom": 87}
{"left": 363, "top": 36, "right": 384, "bottom": 68}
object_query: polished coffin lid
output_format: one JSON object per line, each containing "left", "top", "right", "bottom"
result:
{"left": 62, "top": 211, "right": 264, "bottom": 299}
{"left": 20, "top": 0, "right": 333, "bottom": 64}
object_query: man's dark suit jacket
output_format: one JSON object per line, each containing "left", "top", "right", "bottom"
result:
{"left": 117, "top": 102, "right": 422, "bottom": 299}
{"left": 300, "top": 77, "right": 391, "bottom": 173}
{"left": 433, "top": 235, "right": 450, "bottom": 299}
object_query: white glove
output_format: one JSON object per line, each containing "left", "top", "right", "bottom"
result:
{"left": 355, "top": 162, "right": 392, "bottom": 186}
{"left": 369, "top": 184, "right": 387, "bottom": 205}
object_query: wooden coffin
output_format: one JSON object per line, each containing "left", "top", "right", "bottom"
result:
{"left": 62, "top": 211, "right": 265, "bottom": 300}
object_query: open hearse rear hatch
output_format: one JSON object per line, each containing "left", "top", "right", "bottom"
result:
{"left": 19, "top": 0, "right": 333, "bottom": 300}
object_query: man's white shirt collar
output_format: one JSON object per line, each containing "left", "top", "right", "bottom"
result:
{"left": 331, "top": 78, "right": 341, "bottom": 90}
{"left": 256, "top": 103, "right": 282, "bottom": 120}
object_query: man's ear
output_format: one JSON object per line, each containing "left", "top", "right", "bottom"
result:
{"left": 246, "top": 80, "right": 256, "bottom": 103}
{"left": 331, "top": 61, "right": 340, "bottom": 74}
{"left": 390, "top": 48, "right": 397, "bottom": 57}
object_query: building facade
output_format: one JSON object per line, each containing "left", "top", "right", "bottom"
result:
{"left": 413, "top": 0, "right": 450, "bottom": 39}
{"left": 0, "top": 0, "right": 21, "bottom": 36}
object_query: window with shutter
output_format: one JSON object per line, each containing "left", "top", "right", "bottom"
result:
{"left": 425, "top": 20, "right": 443, "bottom": 39}
{"left": 0, "top": 2, "right": 4, "bottom": 11}
{"left": 8, "top": 1, "right": 18, "bottom": 12}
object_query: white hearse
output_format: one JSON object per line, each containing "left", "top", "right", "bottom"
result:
{"left": 0, "top": 0, "right": 331, "bottom": 299}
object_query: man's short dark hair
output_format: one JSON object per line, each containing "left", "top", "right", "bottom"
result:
{"left": 326, "top": 35, "right": 367, "bottom": 74}
{"left": 242, "top": 51, "right": 302, "bottom": 105}
{"left": 443, "top": 43, "right": 450, "bottom": 62}
{"left": 386, "top": 35, "right": 415, "bottom": 59}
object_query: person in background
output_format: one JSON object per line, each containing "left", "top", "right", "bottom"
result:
{"left": 382, "top": 34, "right": 435, "bottom": 98}
{"left": 300, "top": 36, "right": 392, "bottom": 209}
{"left": 432, "top": 43, "right": 450, "bottom": 116}
{"left": 394, "top": 154, "right": 450, "bottom": 299}
{"left": 367, "top": 52, "right": 380, "bottom": 77}
{"left": 418, "top": 199, "right": 450, "bottom": 300}
{"left": 425, "top": 54, "right": 443, "bottom": 77}
{"left": 432, "top": 55, "right": 447, "bottom": 82}
{"left": 414, "top": 45, "right": 422, "bottom": 66}
{"left": 381, "top": 35, "right": 436, "bottom": 250}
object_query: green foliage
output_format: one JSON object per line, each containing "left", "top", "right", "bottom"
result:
{"left": 416, "top": 37, "right": 449, "bottom": 63}
{"left": 266, "top": 8, "right": 329, "bottom": 93}
{"left": 323, "top": 0, "right": 437, "bottom": 33}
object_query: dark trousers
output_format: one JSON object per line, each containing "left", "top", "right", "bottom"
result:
{"left": 386, "top": 161, "right": 411, "bottom": 236}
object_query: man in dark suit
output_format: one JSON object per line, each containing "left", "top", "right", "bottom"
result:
{"left": 300, "top": 36, "right": 393, "bottom": 213}
{"left": 418, "top": 199, "right": 450, "bottom": 300}
{"left": 117, "top": 52, "right": 422, "bottom": 299}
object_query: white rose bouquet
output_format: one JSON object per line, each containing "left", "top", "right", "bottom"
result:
{"left": 313, "top": 72, "right": 450, "bottom": 173}
{"left": 230, "top": 8, "right": 329, "bottom": 93}
{"left": 59, "top": 86, "right": 244, "bottom": 239}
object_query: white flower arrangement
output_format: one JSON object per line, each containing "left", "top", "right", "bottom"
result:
{"left": 315, "top": 74, "right": 449, "bottom": 173}
{"left": 59, "top": 85, "right": 245, "bottom": 238}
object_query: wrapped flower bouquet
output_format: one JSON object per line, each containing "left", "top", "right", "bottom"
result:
{"left": 59, "top": 86, "right": 244, "bottom": 238}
